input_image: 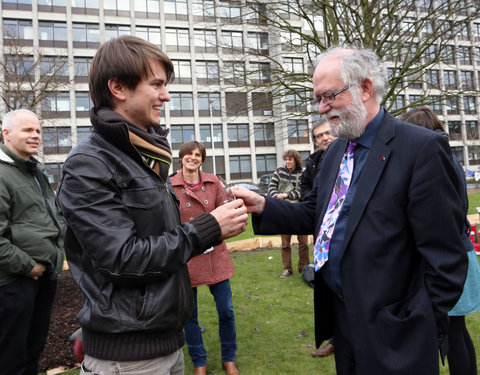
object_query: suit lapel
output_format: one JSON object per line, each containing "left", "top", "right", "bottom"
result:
{"left": 342, "top": 116, "right": 395, "bottom": 251}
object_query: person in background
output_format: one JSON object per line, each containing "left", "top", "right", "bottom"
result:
{"left": 0, "top": 109, "right": 64, "bottom": 375}
{"left": 268, "top": 149, "right": 310, "bottom": 278}
{"left": 300, "top": 118, "right": 337, "bottom": 359}
{"left": 232, "top": 46, "right": 467, "bottom": 374}
{"left": 300, "top": 118, "right": 335, "bottom": 201}
{"left": 400, "top": 106, "right": 480, "bottom": 375}
{"left": 170, "top": 140, "right": 239, "bottom": 375}
{"left": 57, "top": 36, "right": 247, "bottom": 375}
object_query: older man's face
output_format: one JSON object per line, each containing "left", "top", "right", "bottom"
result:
{"left": 313, "top": 122, "right": 335, "bottom": 151}
{"left": 313, "top": 57, "right": 367, "bottom": 140}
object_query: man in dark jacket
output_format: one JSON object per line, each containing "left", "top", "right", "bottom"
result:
{"left": 56, "top": 36, "right": 247, "bottom": 375}
{"left": 300, "top": 118, "right": 335, "bottom": 200}
{"left": 0, "top": 109, "right": 65, "bottom": 375}
{"left": 300, "top": 118, "right": 337, "bottom": 358}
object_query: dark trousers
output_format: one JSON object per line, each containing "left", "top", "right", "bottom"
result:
{"left": 0, "top": 275, "right": 57, "bottom": 375}
{"left": 447, "top": 315, "right": 477, "bottom": 375}
{"left": 333, "top": 297, "right": 356, "bottom": 375}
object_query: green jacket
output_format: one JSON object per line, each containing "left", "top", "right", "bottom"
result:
{"left": 0, "top": 143, "right": 64, "bottom": 286}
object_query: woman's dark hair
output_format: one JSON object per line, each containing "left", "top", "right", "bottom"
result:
{"left": 89, "top": 35, "right": 175, "bottom": 109}
{"left": 399, "top": 106, "right": 445, "bottom": 132}
{"left": 178, "top": 141, "right": 206, "bottom": 164}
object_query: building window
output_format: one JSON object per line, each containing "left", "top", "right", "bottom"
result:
{"left": 42, "top": 92, "right": 70, "bottom": 118}
{"left": 408, "top": 94, "right": 422, "bottom": 105}
{"left": 198, "top": 92, "right": 221, "bottom": 117}
{"left": 441, "top": 44, "right": 455, "bottom": 65}
{"left": 200, "top": 124, "right": 223, "bottom": 148}
{"left": 228, "top": 124, "right": 249, "bottom": 147}
{"left": 247, "top": 32, "right": 269, "bottom": 55}
{"left": 254, "top": 123, "right": 275, "bottom": 147}
{"left": 202, "top": 156, "right": 225, "bottom": 176}
{"left": 463, "top": 97, "right": 476, "bottom": 115}
{"left": 5, "top": 55, "right": 34, "bottom": 81}
{"left": 196, "top": 61, "right": 219, "bottom": 85}
{"left": 104, "top": 0, "right": 129, "bottom": 16}
{"left": 390, "top": 95, "right": 404, "bottom": 111}
{"left": 278, "top": 0, "right": 300, "bottom": 19}
{"left": 72, "top": 23, "right": 100, "bottom": 48}
{"left": 44, "top": 163, "right": 63, "bottom": 189}
{"left": 38, "top": 21, "right": 67, "bottom": 47}
{"left": 245, "top": 3, "right": 267, "bottom": 25}
{"left": 285, "top": 90, "right": 307, "bottom": 112}
{"left": 192, "top": 0, "right": 215, "bottom": 21}
{"left": 229, "top": 155, "right": 252, "bottom": 180}
{"left": 105, "top": 24, "right": 131, "bottom": 41}
{"left": 194, "top": 29, "right": 217, "bottom": 53}
{"left": 284, "top": 57, "right": 304, "bottom": 74}
{"left": 172, "top": 60, "right": 192, "bottom": 84}
{"left": 169, "top": 92, "right": 194, "bottom": 117}
{"left": 452, "top": 146, "right": 464, "bottom": 164}
{"left": 225, "top": 92, "right": 248, "bottom": 116}
{"left": 43, "top": 127, "right": 72, "bottom": 154}
{"left": 422, "top": 21, "right": 433, "bottom": 36}
{"left": 466, "top": 121, "right": 479, "bottom": 140}
{"left": 223, "top": 61, "right": 245, "bottom": 85}
{"left": 75, "top": 92, "right": 93, "bottom": 117}
{"left": 40, "top": 56, "right": 69, "bottom": 83}
{"left": 468, "top": 146, "right": 480, "bottom": 165}
{"left": 136, "top": 26, "right": 161, "bottom": 46}
{"left": 218, "top": 1, "right": 241, "bottom": 21}
{"left": 221, "top": 31, "right": 243, "bottom": 54}
{"left": 458, "top": 46, "right": 472, "bottom": 65}
{"left": 134, "top": 0, "right": 160, "bottom": 19}
{"left": 476, "top": 47, "right": 480, "bottom": 64}
{"left": 448, "top": 121, "right": 462, "bottom": 140}
{"left": 72, "top": 0, "right": 100, "bottom": 15}
{"left": 443, "top": 70, "right": 457, "bottom": 89}
{"left": 473, "top": 23, "right": 480, "bottom": 41}
{"left": 249, "top": 62, "right": 271, "bottom": 84}
{"left": 164, "top": 0, "right": 188, "bottom": 20}
{"left": 38, "top": 0, "right": 66, "bottom": 12}
{"left": 256, "top": 154, "right": 276, "bottom": 177}
{"left": 2, "top": 0, "right": 32, "bottom": 10}
{"left": 418, "top": 0, "right": 432, "bottom": 11}
{"left": 287, "top": 119, "right": 309, "bottom": 144}
{"left": 77, "top": 126, "right": 93, "bottom": 144}
{"left": 456, "top": 22, "right": 469, "bottom": 41}
{"left": 3, "top": 19, "right": 33, "bottom": 44}
{"left": 74, "top": 56, "right": 93, "bottom": 83}
{"left": 426, "top": 69, "right": 440, "bottom": 87}
{"left": 170, "top": 124, "right": 194, "bottom": 149}
{"left": 423, "top": 45, "right": 437, "bottom": 63}
{"left": 282, "top": 27, "right": 302, "bottom": 52}
{"left": 428, "top": 96, "right": 442, "bottom": 114}
{"left": 252, "top": 92, "right": 273, "bottom": 116}
{"left": 460, "top": 71, "right": 474, "bottom": 90}
{"left": 446, "top": 97, "right": 459, "bottom": 115}
{"left": 166, "top": 28, "right": 190, "bottom": 53}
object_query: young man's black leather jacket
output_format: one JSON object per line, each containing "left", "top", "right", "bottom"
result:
{"left": 57, "top": 108, "right": 221, "bottom": 361}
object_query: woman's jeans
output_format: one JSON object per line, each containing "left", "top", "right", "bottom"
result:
{"left": 184, "top": 279, "right": 237, "bottom": 368}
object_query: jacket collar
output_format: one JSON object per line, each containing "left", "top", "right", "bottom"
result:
{"left": 170, "top": 169, "right": 218, "bottom": 187}
{"left": 0, "top": 143, "right": 39, "bottom": 169}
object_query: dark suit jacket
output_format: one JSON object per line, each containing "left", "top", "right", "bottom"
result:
{"left": 253, "top": 112, "right": 467, "bottom": 374}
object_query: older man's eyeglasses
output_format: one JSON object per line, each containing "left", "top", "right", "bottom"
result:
{"left": 313, "top": 82, "right": 360, "bottom": 106}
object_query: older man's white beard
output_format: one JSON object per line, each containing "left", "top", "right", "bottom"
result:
{"left": 329, "top": 94, "right": 367, "bottom": 140}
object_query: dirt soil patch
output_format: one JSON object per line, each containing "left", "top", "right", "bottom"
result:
{"left": 39, "top": 270, "right": 82, "bottom": 373}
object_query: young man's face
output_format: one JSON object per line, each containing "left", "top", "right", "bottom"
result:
{"left": 284, "top": 156, "right": 296, "bottom": 171}
{"left": 119, "top": 60, "right": 171, "bottom": 131}
{"left": 2, "top": 112, "right": 41, "bottom": 160}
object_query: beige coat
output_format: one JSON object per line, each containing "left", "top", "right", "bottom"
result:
{"left": 170, "top": 170, "right": 235, "bottom": 287}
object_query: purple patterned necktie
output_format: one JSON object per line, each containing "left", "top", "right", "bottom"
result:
{"left": 313, "top": 141, "right": 357, "bottom": 271}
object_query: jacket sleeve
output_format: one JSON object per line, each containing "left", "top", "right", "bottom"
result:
{"left": 299, "top": 166, "right": 313, "bottom": 200}
{"left": 0, "top": 178, "right": 36, "bottom": 276}
{"left": 268, "top": 168, "right": 281, "bottom": 198}
{"left": 57, "top": 153, "right": 220, "bottom": 285}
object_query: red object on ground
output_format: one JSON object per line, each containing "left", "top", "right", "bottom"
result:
{"left": 469, "top": 224, "right": 480, "bottom": 256}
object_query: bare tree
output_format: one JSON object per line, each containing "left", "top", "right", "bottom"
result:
{"left": 0, "top": 33, "right": 70, "bottom": 116}
{"left": 218, "top": 0, "right": 480, "bottom": 118}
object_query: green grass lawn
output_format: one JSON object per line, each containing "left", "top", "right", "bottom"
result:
{"left": 55, "top": 247, "right": 480, "bottom": 375}
{"left": 468, "top": 191, "right": 480, "bottom": 215}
